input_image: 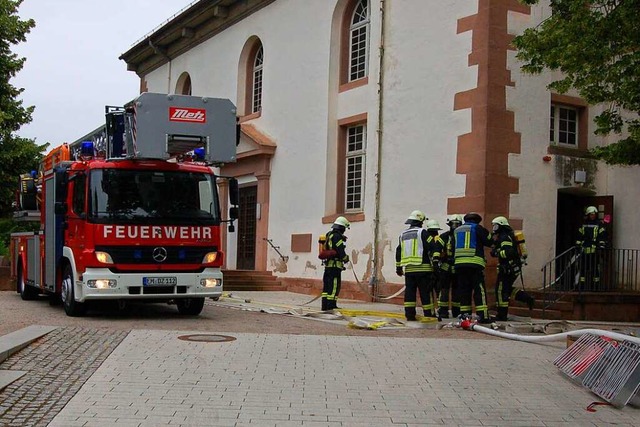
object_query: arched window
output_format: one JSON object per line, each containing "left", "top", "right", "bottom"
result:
{"left": 176, "top": 72, "right": 192, "bottom": 95}
{"left": 238, "top": 38, "right": 264, "bottom": 117}
{"left": 251, "top": 45, "right": 264, "bottom": 114}
{"left": 348, "top": 0, "right": 369, "bottom": 82}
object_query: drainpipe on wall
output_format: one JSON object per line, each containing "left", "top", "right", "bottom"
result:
{"left": 148, "top": 39, "right": 172, "bottom": 93}
{"left": 370, "top": 0, "right": 386, "bottom": 300}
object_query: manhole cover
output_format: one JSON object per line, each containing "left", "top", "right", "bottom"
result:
{"left": 177, "top": 334, "right": 236, "bottom": 343}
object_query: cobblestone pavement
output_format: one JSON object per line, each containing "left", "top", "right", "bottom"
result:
{"left": 3, "top": 329, "right": 634, "bottom": 427}
{"left": 0, "top": 327, "right": 128, "bottom": 426}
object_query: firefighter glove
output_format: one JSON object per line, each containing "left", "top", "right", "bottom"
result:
{"left": 396, "top": 267, "right": 404, "bottom": 277}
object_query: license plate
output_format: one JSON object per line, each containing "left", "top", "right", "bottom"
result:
{"left": 143, "top": 277, "right": 177, "bottom": 286}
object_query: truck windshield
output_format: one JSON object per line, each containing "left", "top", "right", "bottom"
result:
{"left": 88, "top": 169, "right": 220, "bottom": 225}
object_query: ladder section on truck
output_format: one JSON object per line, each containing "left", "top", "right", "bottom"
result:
{"left": 69, "top": 93, "right": 238, "bottom": 165}
{"left": 130, "top": 93, "right": 237, "bottom": 163}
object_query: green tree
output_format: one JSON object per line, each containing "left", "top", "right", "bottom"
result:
{"left": 0, "top": 0, "right": 47, "bottom": 217}
{"left": 513, "top": 0, "right": 640, "bottom": 165}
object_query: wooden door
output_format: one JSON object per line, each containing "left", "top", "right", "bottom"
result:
{"left": 237, "top": 185, "right": 257, "bottom": 270}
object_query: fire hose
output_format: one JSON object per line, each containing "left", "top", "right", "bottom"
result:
{"left": 468, "top": 324, "right": 640, "bottom": 346}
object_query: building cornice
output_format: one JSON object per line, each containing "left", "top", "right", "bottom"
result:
{"left": 120, "top": 0, "right": 276, "bottom": 77}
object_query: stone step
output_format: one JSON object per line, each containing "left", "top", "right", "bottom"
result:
{"left": 222, "top": 270, "right": 284, "bottom": 291}
{"left": 509, "top": 306, "right": 564, "bottom": 320}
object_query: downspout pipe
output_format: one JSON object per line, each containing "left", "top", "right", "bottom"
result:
{"left": 371, "top": 0, "right": 386, "bottom": 300}
{"left": 148, "top": 39, "right": 172, "bottom": 93}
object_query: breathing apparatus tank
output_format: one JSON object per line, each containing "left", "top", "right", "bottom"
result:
{"left": 514, "top": 230, "right": 528, "bottom": 263}
{"left": 318, "top": 234, "right": 337, "bottom": 260}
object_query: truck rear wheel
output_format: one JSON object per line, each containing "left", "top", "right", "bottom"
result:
{"left": 18, "top": 265, "right": 39, "bottom": 300}
{"left": 176, "top": 297, "right": 205, "bottom": 315}
{"left": 61, "top": 264, "right": 86, "bottom": 317}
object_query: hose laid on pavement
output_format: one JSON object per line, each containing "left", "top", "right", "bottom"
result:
{"left": 471, "top": 324, "right": 640, "bottom": 346}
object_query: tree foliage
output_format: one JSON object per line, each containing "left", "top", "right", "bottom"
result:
{"left": 0, "top": 0, "right": 47, "bottom": 217}
{"left": 513, "top": 0, "right": 640, "bottom": 165}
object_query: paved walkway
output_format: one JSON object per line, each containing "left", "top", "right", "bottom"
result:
{"left": 0, "top": 292, "right": 639, "bottom": 426}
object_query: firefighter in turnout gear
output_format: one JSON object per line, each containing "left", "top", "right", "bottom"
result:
{"left": 454, "top": 212, "right": 493, "bottom": 322}
{"left": 426, "top": 219, "right": 445, "bottom": 318}
{"left": 437, "top": 214, "right": 462, "bottom": 319}
{"left": 321, "top": 216, "right": 350, "bottom": 311}
{"left": 395, "top": 210, "right": 436, "bottom": 321}
{"left": 576, "top": 206, "right": 607, "bottom": 290}
{"left": 490, "top": 216, "right": 534, "bottom": 321}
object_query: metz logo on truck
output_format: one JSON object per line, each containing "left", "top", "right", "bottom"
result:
{"left": 169, "top": 107, "right": 206, "bottom": 123}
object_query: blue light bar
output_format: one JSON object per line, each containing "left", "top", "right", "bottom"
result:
{"left": 194, "top": 148, "right": 205, "bottom": 161}
{"left": 80, "top": 141, "right": 94, "bottom": 160}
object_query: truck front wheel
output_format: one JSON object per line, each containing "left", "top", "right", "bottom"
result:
{"left": 61, "top": 264, "right": 86, "bottom": 317}
{"left": 176, "top": 297, "right": 205, "bottom": 315}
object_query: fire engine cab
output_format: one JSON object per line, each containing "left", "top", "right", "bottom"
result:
{"left": 11, "top": 93, "right": 240, "bottom": 316}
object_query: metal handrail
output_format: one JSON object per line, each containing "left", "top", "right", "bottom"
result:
{"left": 263, "top": 238, "right": 289, "bottom": 264}
{"left": 541, "top": 246, "right": 640, "bottom": 318}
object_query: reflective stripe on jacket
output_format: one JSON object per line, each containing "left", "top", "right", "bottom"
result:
{"left": 396, "top": 227, "right": 432, "bottom": 273}
{"left": 454, "top": 223, "right": 489, "bottom": 268}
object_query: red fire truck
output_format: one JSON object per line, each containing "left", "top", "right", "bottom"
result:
{"left": 10, "top": 93, "right": 239, "bottom": 316}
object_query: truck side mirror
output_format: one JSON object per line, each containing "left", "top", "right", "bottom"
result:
{"left": 228, "top": 178, "right": 239, "bottom": 206}
{"left": 229, "top": 206, "right": 239, "bottom": 220}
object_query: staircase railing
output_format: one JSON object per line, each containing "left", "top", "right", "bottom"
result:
{"left": 263, "top": 238, "right": 289, "bottom": 264}
{"left": 541, "top": 247, "right": 640, "bottom": 317}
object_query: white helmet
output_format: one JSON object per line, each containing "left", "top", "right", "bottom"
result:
{"left": 405, "top": 210, "right": 426, "bottom": 224}
{"left": 585, "top": 206, "right": 598, "bottom": 215}
{"left": 426, "top": 219, "right": 442, "bottom": 230}
{"left": 447, "top": 214, "right": 463, "bottom": 225}
{"left": 491, "top": 216, "right": 510, "bottom": 227}
{"left": 332, "top": 216, "right": 350, "bottom": 229}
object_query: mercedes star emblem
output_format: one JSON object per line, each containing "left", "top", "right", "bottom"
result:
{"left": 152, "top": 247, "right": 168, "bottom": 263}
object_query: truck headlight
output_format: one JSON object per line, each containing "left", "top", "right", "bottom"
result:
{"left": 87, "top": 279, "right": 117, "bottom": 289}
{"left": 95, "top": 251, "right": 114, "bottom": 264}
{"left": 200, "top": 278, "right": 220, "bottom": 288}
{"left": 202, "top": 252, "right": 218, "bottom": 263}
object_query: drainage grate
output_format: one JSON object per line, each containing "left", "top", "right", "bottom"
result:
{"left": 177, "top": 334, "right": 236, "bottom": 343}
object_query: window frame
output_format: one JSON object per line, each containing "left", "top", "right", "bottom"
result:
{"left": 550, "top": 104, "right": 578, "bottom": 147}
{"left": 251, "top": 45, "right": 264, "bottom": 114}
{"left": 344, "top": 124, "right": 366, "bottom": 212}
{"left": 336, "top": 113, "right": 368, "bottom": 215}
{"left": 548, "top": 93, "right": 589, "bottom": 152}
{"left": 348, "top": 0, "right": 370, "bottom": 83}
{"left": 339, "top": 0, "right": 370, "bottom": 91}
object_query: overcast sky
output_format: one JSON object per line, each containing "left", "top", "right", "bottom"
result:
{"left": 13, "top": 0, "right": 195, "bottom": 148}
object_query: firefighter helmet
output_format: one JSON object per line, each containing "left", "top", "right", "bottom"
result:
{"left": 447, "top": 214, "right": 463, "bottom": 225}
{"left": 405, "top": 210, "right": 426, "bottom": 224}
{"left": 463, "top": 212, "right": 482, "bottom": 224}
{"left": 426, "top": 219, "right": 442, "bottom": 230}
{"left": 332, "top": 216, "right": 351, "bottom": 229}
{"left": 491, "top": 216, "right": 510, "bottom": 227}
{"left": 585, "top": 206, "right": 598, "bottom": 215}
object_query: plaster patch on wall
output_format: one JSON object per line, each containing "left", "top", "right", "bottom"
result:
{"left": 555, "top": 155, "right": 598, "bottom": 189}
{"left": 360, "top": 243, "right": 374, "bottom": 283}
{"left": 270, "top": 257, "right": 288, "bottom": 273}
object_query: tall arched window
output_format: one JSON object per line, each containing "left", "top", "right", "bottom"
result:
{"left": 251, "top": 45, "right": 264, "bottom": 113}
{"left": 348, "top": 0, "right": 369, "bottom": 82}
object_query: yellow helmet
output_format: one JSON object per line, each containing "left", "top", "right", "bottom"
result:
{"left": 332, "top": 216, "right": 350, "bottom": 229}
{"left": 491, "top": 216, "right": 510, "bottom": 227}
{"left": 426, "top": 219, "right": 442, "bottom": 230}
{"left": 585, "top": 206, "right": 598, "bottom": 215}
{"left": 405, "top": 210, "right": 426, "bottom": 224}
{"left": 447, "top": 214, "right": 463, "bottom": 226}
